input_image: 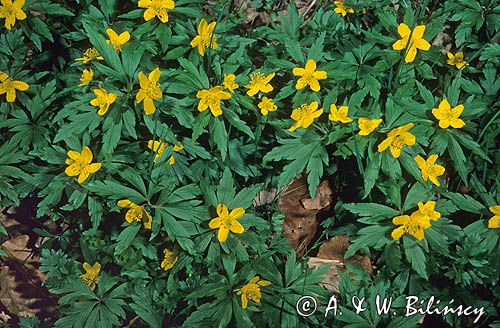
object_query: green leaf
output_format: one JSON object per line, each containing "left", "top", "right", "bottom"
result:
{"left": 217, "top": 168, "right": 236, "bottom": 204}
{"left": 230, "top": 184, "right": 262, "bottom": 209}
{"left": 85, "top": 180, "right": 146, "bottom": 202}
{"left": 344, "top": 203, "right": 399, "bottom": 220}
{"left": 443, "top": 192, "right": 484, "bottom": 214}
{"left": 447, "top": 135, "right": 468, "bottom": 183}
{"left": 345, "top": 225, "right": 392, "bottom": 258}
{"left": 363, "top": 153, "right": 382, "bottom": 199}
{"left": 211, "top": 119, "right": 228, "bottom": 161}
{"left": 115, "top": 223, "right": 141, "bottom": 254}
{"left": 403, "top": 236, "right": 427, "bottom": 279}
{"left": 223, "top": 109, "right": 254, "bottom": 139}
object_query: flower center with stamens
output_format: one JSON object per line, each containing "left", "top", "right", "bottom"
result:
{"left": 146, "top": 82, "right": 162, "bottom": 99}
{"left": 250, "top": 72, "right": 265, "bottom": 86}
{"left": 391, "top": 136, "right": 405, "bottom": 150}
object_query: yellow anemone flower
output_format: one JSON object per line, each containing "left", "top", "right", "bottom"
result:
{"left": 90, "top": 87, "right": 117, "bottom": 116}
{"left": 138, "top": 0, "right": 174, "bottom": 23}
{"left": 0, "top": 71, "right": 29, "bottom": 103}
{"left": 137, "top": 67, "right": 162, "bottom": 115}
{"left": 431, "top": 99, "right": 465, "bottom": 129}
{"left": 377, "top": 123, "right": 415, "bottom": 158}
{"left": 292, "top": 59, "right": 327, "bottom": 92}
{"left": 147, "top": 140, "right": 183, "bottom": 165}
{"left": 161, "top": 248, "right": 178, "bottom": 270}
{"left": 117, "top": 199, "right": 152, "bottom": 229}
{"left": 75, "top": 48, "right": 104, "bottom": 64}
{"left": 223, "top": 73, "right": 238, "bottom": 93}
{"left": 414, "top": 154, "right": 445, "bottom": 187}
{"left": 106, "top": 28, "right": 130, "bottom": 52}
{"left": 415, "top": 201, "right": 441, "bottom": 222}
{"left": 190, "top": 19, "right": 218, "bottom": 56}
{"left": 258, "top": 97, "right": 277, "bottom": 116}
{"left": 391, "top": 211, "right": 432, "bottom": 241}
{"left": 245, "top": 72, "right": 275, "bottom": 96}
{"left": 208, "top": 203, "right": 245, "bottom": 242}
{"left": 196, "top": 86, "right": 231, "bottom": 117}
{"left": 289, "top": 101, "right": 323, "bottom": 132}
{"left": 0, "top": 0, "right": 26, "bottom": 30}
{"left": 392, "top": 23, "right": 431, "bottom": 63}
{"left": 79, "top": 68, "right": 93, "bottom": 86}
{"left": 65, "top": 146, "right": 101, "bottom": 184}
{"left": 328, "top": 104, "right": 352, "bottom": 123}
{"left": 334, "top": 1, "right": 354, "bottom": 17}
{"left": 357, "top": 117, "right": 382, "bottom": 136}
{"left": 447, "top": 52, "right": 468, "bottom": 70}
{"left": 80, "top": 262, "right": 101, "bottom": 290}
{"left": 488, "top": 206, "right": 500, "bottom": 229}
{"left": 237, "top": 276, "right": 271, "bottom": 309}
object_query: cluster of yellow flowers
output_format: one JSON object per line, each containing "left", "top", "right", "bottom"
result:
{"left": 391, "top": 201, "right": 441, "bottom": 240}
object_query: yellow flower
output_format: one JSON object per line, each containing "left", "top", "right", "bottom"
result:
{"left": 392, "top": 23, "right": 431, "bottom": 63}
{"left": 415, "top": 201, "right": 441, "bottom": 221}
{"left": 136, "top": 67, "right": 162, "bottom": 115}
{"left": 258, "top": 97, "right": 277, "bottom": 116}
{"left": 80, "top": 262, "right": 100, "bottom": 290}
{"left": 223, "top": 73, "right": 238, "bottom": 93}
{"left": 196, "top": 86, "right": 231, "bottom": 117}
{"left": 414, "top": 154, "right": 445, "bottom": 187}
{"left": 190, "top": 19, "right": 217, "bottom": 56}
{"left": 161, "top": 248, "right": 178, "bottom": 270}
{"left": 208, "top": 203, "right": 245, "bottom": 242}
{"left": 138, "top": 0, "right": 174, "bottom": 23}
{"left": 90, "top": 87, "right": 117, "bottom": 116}
{"left": 289, "top": 101, "right": 323, "bottom": 132}
{"left": 488, "top": 206, "right": 500, "bottom": 229}
{"left": 106, "top": 28, "right": 130, "bottom": 52}
{"left": 237, "top": 276, "right": 271, "bottom": 309}
{"left": 245, "top": 72, "right": 275, "bottom": 96}
{"left": 0, "top": 71, "right": 29, "bottom": 103}
{"left": 377, "top": 123, "right": 415, "bottom": 158}
{"left": 391, "top": 211, "right": 432, "bottom": 241}
{"left": 75, "top": 48, "right": 104, "bottom": 64}
{"left": 117, "top": 199, "right": 152, "bottom": 229}
{"left": 328, "top": 104, "right": 352, "bottom": 123}
{"left": 334, "top": 1, "right": 354, "bottom": 17}
{"left": 0, "top": 0, "right": 26, "bottom": 30}
{"left": 292, "top": 59, "right": 327, "bottom": 92}
{"left": 64, "top": 146, "right": 101, "bottom": 184}
{"left": 147, "top": 140, "right": 183, "bottom": 165}
{"left": 357, "top": 117, "right": 382, "bottom": 136}
{"left": 431, "top": 99, "right": 465, "bottom": 129}
{"left": 79, "top": 68, "right": 93, "bottom": 86}
{"left": 447, "top": 52, "right": 468, "bottom": 70}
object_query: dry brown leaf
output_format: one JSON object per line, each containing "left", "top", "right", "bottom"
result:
{"left": 307, "top": 257, "right": 343, "bottom": 293}
{"left": 308, "top": 235, "right": 373, "bottom": 293}
{"left": 278, "top": 174, "right": 333, "bottom": 257}
{"left": 0, "top": 209, "right": 58, "bottom": 322}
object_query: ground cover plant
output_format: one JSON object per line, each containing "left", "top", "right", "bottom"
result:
{"left": 0, "top": 0, "right": 499, "bottom": 327}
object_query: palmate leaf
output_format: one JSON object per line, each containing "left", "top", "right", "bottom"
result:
{"left": 264, "top": 131, "right": 327, "bottom": 197}
{"left": 53, "top": 273, "right": 127, "bottom": 328}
